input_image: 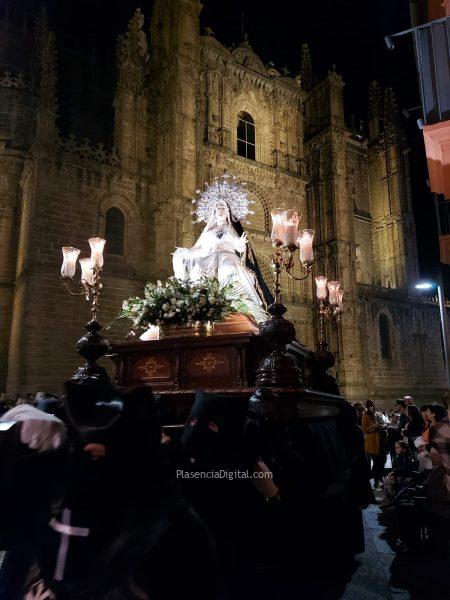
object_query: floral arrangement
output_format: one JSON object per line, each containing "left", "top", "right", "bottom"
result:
{"left": 120, "top": 276, "right": 251, "bottom": 331}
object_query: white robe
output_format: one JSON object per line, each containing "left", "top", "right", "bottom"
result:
{"left": 173, "top": 226, "right": 265, "bottom": 322}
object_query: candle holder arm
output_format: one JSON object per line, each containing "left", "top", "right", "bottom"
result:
{"left": 284, "top": 259, "right": 312, "bottom": 281}
{"left": 62, "top": 279, "right": 88, "bottom": 297}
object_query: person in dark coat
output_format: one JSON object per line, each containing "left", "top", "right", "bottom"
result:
{"left": 403, "top": 404, "right": 423, "bottom": 450}
{"left": 239, "top": 389, "right": 360, "bottom": 590}
{"left": 181, "top": 390, "right": 251, "bottom": 597}
{"left": 38, "top": 381, "right": 221, "bottom": 600}
{"left": 0, "top": 406, "right": 67, "bottom": 600}
{"left": 335, "top": 399, "right": 374, "bottom": 552}
{"left": 395, "top": 399, "right": 409, "bottom": 431}
{"left": 380, "top": 440, "right": 418, "bottom": 509}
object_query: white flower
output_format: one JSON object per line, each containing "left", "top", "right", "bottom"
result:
{"left": 162, "top": 303, "right": 170, "bottom": 311}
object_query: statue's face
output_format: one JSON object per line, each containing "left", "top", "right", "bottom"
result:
{"left": 215, "top": 201, "right": 228, "bottom": 221}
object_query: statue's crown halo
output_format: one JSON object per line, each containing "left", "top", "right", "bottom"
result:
{"left": 193, "top": 174, "right": 253, "bottom": 223}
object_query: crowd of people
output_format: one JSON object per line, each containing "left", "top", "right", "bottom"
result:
{"left": 0, "top": 392, "right": 62, "bottom": 417}
{"left": 355, "top": 394, "right": 449, "bottom": 553}
{"left": 0, "top": 385, "right": 448, "bottom": 599}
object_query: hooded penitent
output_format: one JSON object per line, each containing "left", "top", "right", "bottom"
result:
{"left": 38, "top": 382, "right": 172, "bottom": 599}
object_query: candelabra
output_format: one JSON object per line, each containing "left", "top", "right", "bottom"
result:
{"left": 270, "top": 209, "right": 315, "bottom": 299}
{"left": 256, "top": 209, "right": 315, "bottom": 387}
{"left": 314, "top": 275, "right": 344, "bottom": 353}
{"left": 60, "top": 237, "right": 111, "bottom": 382}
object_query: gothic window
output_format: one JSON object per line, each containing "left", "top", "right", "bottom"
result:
{"left": 105, "top": 207, "right": 125, "bottom": 255}
{"left": 379, "top": 313, "right": 391, "bottom": 359}
{"left": 237, "top": 112, "right": 255, "bottom": 160}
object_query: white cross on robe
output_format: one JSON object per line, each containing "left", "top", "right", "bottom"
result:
{"left": 49, "top": 508, "right": 90, "bottom": 581}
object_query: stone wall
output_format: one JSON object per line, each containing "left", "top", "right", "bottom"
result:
{"left": 358, "top": 284, "right": 448, "bottom": 404}
{"left": 0, "top": 149, "right": 23, "bottom": 389}
{"left": 5, "top": 152, "right": 152, "bottom": 393}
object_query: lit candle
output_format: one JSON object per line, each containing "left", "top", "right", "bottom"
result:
{"left": 284, "top": 210, "right": 300, "bottom": 247}
{"left": 327, "top": 281, "right": 341, "bottom": 305}
{"left": 315, "top": 276, "right": 328, "bottom": 300}
{"left": 61, "top": 246, "right": 80, "bottom": 279}
{"left": 89, "top": 237, "right": 106, "bottom": 268}
{"left": 271, "top": 209, "right": 286, "bottom": 245}
{"left": 298, "top": 229, "right": 315, "bottom": 264}
{"left": 139, "top": 325, "right": 160, "bottom": 341}
{"left": 79, "top": 258, "right": 94, "bottom": 286}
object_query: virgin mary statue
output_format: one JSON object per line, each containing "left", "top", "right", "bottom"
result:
{"left": 172, "top": 175, "right": 268, "bottom": 322}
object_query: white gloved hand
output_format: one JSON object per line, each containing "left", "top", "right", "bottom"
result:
{"left": 235, "top": 232, "right": 248, "bottom": 254}
{"left": 2, "top": 404, "right": 66, "bottom": 453}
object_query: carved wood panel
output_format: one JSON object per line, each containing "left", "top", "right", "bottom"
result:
{"left": 188, "top": 351, "right": 230, "bottom": 378}
{"left": 132, "top": 354, "right": 172, "bottom": 381}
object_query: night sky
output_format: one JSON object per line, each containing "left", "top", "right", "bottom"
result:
{"left": 3, "top": 0, "right": 447, "bottom": 291}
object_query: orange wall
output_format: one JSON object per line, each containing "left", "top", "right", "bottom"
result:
{"left": 411, "top": 0, "right": 449, "bottom": 25}
{"left": 428, "top": 0, "right": 449, "bottom": 21}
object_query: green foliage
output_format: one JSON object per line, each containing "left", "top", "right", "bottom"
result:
{"left": 120, "top": 276, "right": 252, "bottom": 330}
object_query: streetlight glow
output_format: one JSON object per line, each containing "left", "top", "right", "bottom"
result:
{"left": 415, "top": 282, "right": 435, "bottom": 290}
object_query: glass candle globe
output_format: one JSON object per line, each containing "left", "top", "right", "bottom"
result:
{"left": 284, "top": 210, "right": 300, "bottom": 247}
{"left": 61, "top": 247, "right": 80, "bottom": 279}
{"left": 335, "top": 290, "right": 344, "bottom": 314}
{"left": 270, "top": 209, "right": 286, "bottom": 245}
{"left": 79, "top": 258, "right": 94, "bottom": 286}
{"left": 89, "top": 237, "right": 106, "bottom": 268}
{"left": 298, "top": 229, "right": 315, "bottom": 264}
{"left": 315, "top": 276, "right": 328, "bottom": 300}
{"left": 327, "top": 281, "right": 341, "bottom": 305}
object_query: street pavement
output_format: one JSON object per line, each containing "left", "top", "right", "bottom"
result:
{"left": 342, "top": 502, "right": 448, "bottom": 600}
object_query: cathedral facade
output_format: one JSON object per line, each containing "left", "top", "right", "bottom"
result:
{"left": 0, "top": 1, "right": 447, "bottom": 402}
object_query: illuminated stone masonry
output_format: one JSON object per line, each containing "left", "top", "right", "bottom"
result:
{"left": 0, "top": 1, "right": 447, "bottom": 402}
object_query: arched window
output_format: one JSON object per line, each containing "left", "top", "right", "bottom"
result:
{"left": 379, "top": 314, "right": 391, "bottom": 359}
{"left": 237, "top": 112, "right": 255, "bottom": 160}
{"left": 105, "top": 207, "right": 125, "bottom": 255}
